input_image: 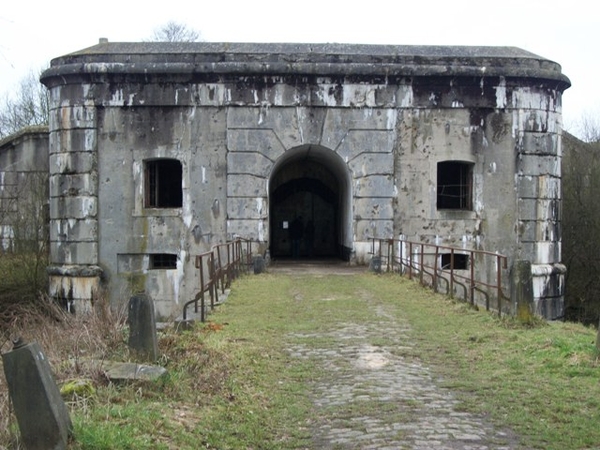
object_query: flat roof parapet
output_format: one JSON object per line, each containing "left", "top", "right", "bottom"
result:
{"left": 41, "top": 42, "right": 570, "bottom": 89}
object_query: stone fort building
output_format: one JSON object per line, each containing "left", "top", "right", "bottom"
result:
{"left": 39, "top": 42, "right": 569, "bottom": 319}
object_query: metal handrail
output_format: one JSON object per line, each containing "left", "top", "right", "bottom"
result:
{"left": 182, "top": 238, "right": 262, "bottom": 322}
{"left": 182, "top": 250, "right": 216, "bottom": 321}
{"left": 370, "top": 237, "right": 510, "bottom": 316}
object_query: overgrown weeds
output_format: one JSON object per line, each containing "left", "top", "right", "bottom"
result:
{"left": 0, "top": 252, "right": 50, "bottom": 331}
{"left": 0, "top": 294, "right": 129, "bottom": 449}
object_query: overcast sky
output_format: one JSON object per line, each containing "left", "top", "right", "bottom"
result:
{"left": 1, "top": 0, "right": 596, "bottom": 137}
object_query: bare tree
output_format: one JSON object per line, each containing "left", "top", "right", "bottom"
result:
{"left": 147, "top": 21, "right": 202, "bottom": 43}
{"left": 0, "top": 69, "right": 49, "bottom": 139}
{"left": 571, "top": 111, "right": 600, "bottom": 143}
{"left": 0, "top": 169, "right": 50, "bottom": 324}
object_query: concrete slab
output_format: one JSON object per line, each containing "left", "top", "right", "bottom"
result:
{"left": 101, "top": 361, "right": 167, "bottom": 382}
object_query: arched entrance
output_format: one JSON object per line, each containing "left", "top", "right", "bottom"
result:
{"left": 269, "top": 145, "right": 352, "bottom": 260}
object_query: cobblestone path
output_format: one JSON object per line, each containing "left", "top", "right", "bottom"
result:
{"left": 284, "top": 281, "right": 521, "bottom": 449}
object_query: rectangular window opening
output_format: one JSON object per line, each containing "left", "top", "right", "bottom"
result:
{"left": 145, "top": 159, "right": 183, "bottom": 208}
{"left": 150, "top": 253, "right": 178, "bottom": 270}
{"left": 440, "top": 253, "right": 469, "bottom": 270}
{"left": 437, "top": 161, "right": 473, "bottom": 210}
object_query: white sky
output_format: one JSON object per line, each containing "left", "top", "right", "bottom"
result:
{"left": 0, "top": 0, "right": 597, "bottom": 137}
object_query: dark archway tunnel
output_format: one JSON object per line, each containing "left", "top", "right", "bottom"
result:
{"left": 269, "top": 145, "right": 351, "bottom": 260}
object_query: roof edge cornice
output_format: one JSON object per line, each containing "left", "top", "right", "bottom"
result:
{"left": 41, "top": 42, "right": 571, "bottom": 89}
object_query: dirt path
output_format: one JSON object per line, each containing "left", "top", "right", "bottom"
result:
{"left": 274, "top": 262, "right": 521, "bottom": 449}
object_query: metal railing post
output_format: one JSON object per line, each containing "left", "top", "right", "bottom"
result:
{"left": 470, "top": 250, "right": 476, "bottom": 307}
{"left": 408, "top": 241, "right": 413, "bottom": 280}
{"left": 419, "top": 244, "right": 424, "bottom": 286}
{"left": 433, "top": 245, "right": 439, "bottom": 291}
{"left": 449, "top": 249, "right": 454, "bottom": 298}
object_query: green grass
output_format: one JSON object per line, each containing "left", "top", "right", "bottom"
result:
{"left": 5, "top": 271, "right": 600, "bottom": 449}
{"left": 69, "top": 273, "right": 318, "bottom": 449}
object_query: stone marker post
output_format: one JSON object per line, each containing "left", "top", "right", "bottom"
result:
{"left": 511, "top": 260, "right": 534, "bottom": 323}
{"left": 369, "top": 256, "right": 382, "bottom": 274}
{"left": 2, "top": 339, "right": 72, "bottom": 450}
{"left": 127, "top": 293, "right": 159, "bottom": 362}
{"left": 253, "top": 255, "right": 265, "bottom": 274}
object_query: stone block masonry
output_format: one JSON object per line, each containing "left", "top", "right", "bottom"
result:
{"left": 40, "top": 42, "right": 570, "bottom": 319}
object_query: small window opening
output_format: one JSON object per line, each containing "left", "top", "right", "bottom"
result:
{"left": 437, "top": 161, "right": 473, "bottom": 210}
{"left": 440, "top": 253, "right": 469, "bottom": 270}
{"left": 150, "top": 253, "right": 178, "bottom": 269}
{"left": 145, "top": 159, "right": 182, "bottom": 208}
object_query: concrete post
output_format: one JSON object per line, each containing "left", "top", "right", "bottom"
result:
{"left": 511, "top": 260, "right": 535, "bottom": 323}
{"left": 253, "top": 255, "right": 265, "bottom": 274}
{"left": 369, "top": 256, "right": 382, "bottom": 274}
{"left": 127, "top": 293, "right": 159, "bottom": 362}
{"left": 2, "top": 339, "right": 72, "bottom": 450}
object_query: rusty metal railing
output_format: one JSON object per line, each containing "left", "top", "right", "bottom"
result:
{"left": 182, "top": 249, "right": 215, "bottom": 322}
{"left": 182, "top": 238, "right": 260, "bottom": 321}
{"left": 370, "top": 237, "right": 510, "bottom": 316}
{"left": 237, "top": 237, "right": 261, "bottom": 274}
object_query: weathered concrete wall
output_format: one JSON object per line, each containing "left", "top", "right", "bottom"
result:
{"left": 97, "top": 103, "right": 228, "bottom": 315}
{"left": 394, "top": 80, "right": 565, "bottom": 318}
{"left": 41, "top": 42, "right": 570, "bottom": 319}
{"left": 0, "top": 127, "right": 49, "bottom": 252}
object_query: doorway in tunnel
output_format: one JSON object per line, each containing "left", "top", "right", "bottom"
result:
{"left": 269, "top": 145, "right": 352, "bottom": 260}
